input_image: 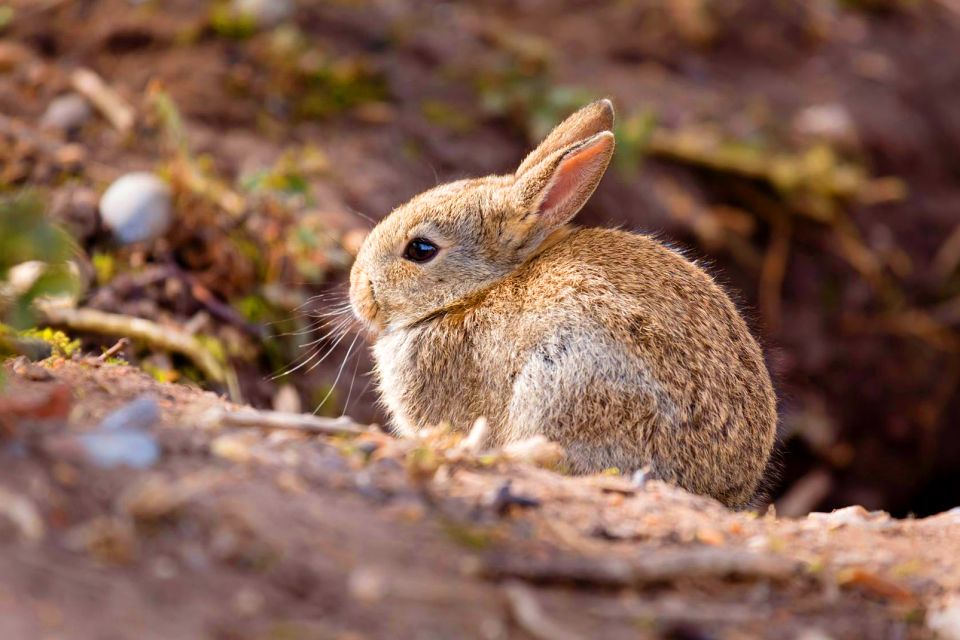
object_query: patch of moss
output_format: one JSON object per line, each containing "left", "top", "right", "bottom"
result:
{"left": 209, "top": 4, "right": 257, "bottom": 40}
{"left": 18, "top": 327, "right": 80, "bottom": 358}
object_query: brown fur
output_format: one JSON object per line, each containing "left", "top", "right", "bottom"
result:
{"left": 349, "top": 100, "right": 777, "bottom": 508}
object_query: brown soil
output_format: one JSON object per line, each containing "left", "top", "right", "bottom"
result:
{"left": 3, "top": 1, "right": 960, "bottom": 636}
{"left": 1, "top": 358, "right": 958, "bottom": 639}
{"left": 3, "top": 0, "right": 960, "bottom": 518}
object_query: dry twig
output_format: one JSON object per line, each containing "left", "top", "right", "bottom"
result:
{"left": 484, "top": 548, "right": 799, "bottom": 587}
{"left": 96, "top": 338, "right": 130, "bottom": 363}
{"left": 70, "top": 68, "right": 135, "bottom": 133}
{"left": 37, "top": 304, "right": 231, "bottom": 388}
{"left": 203, "top": 407, "right": 370, "bottom": 436}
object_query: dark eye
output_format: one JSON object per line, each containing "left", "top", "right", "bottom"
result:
{"left": 402, "top": 238, "right": 439, "bottom": 263}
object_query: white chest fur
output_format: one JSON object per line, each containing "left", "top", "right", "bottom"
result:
{"left": 372, "top": 329, "right": 419, "bottom": 436}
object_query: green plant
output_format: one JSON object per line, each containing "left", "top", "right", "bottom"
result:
{"left": 0, "top": 191, "right": 79, "bottom": 335}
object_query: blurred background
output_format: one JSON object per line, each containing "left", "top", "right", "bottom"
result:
{"left": 1, "top": 0, "right": 958, "bottom": 517}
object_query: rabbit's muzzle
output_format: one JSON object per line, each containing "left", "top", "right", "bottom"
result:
{"left": 349, "top": 264, "right": 384, "bottom": 334}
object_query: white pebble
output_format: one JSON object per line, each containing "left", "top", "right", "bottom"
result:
{"left": 232, "top": 0, "right": 293, "bottom": 27}
{"left": 929, "top": 596, "right": 960, "bottom": 640}
{"left": 99, "top": 172, "right": 172, "bottom": 244}
{"left": 40, "top": 93, "right": 92, "bottom": 132}
{"left": 793, "top": 103, "right": 858, "bottom": 148}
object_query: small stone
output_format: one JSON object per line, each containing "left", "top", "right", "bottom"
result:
{"left": 500, "top": 435, "right": 564, "bottom": 468}
{"left": 348, "top": 566, "right": 387, "bottom": 602}
{"left": 232, "top": 587, "right": 265, "bottom": 617}
{"left": 151, "top": 556, "right": 178, "bottom": 580}
{"left": 99, "top": 172, "right": 173, "bottom": 244}
{"left": 695, "top": 528, "right": 726, "bottom": 546}
{"left": 211, "top": 433, "right": 253, "bottom": 464}
{"left": 231, "top": 0, "right": 294, "bottom": 27}
{"left": 928, "top": 596, "right": 960, "bottom": 640}
{"left": 11, "top": 356, "right": 54, "bottom": 381}
{"left": 0, "top": 486, "right": 45, "bottom": 543}
{"left": 40, "top": 94, "right": 92, "bottom": 133}
{"left": 807, "top": 505, "right": 890, "bottom": 529}
{"left": 70, "top": 396, "right": 161, "bottom": 469}
{"left": 272, "top": 384, "right": 301, "bottom": 414}
{"left": 793, "top": 103, "right": 858, "bottom": 149}
{"left": 631, "top": 468, "right": 651, "bottom": 488}
{"left": 98, "top": 395, "right": 160, "bottom": 432}
{"left": 77, "top": 430, "right": 159, "bottom": 469}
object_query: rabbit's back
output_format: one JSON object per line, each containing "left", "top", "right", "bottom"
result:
{"left": 495, "top": 227, "right": 777, "bottom": 505}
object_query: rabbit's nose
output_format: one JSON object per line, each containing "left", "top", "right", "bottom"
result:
{"left": 348, "top": 266, "right": 383, "bottom": 333}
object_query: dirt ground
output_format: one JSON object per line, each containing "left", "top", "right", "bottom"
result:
{"left": 3, "top": 1, "right": 960, "bottom": 637}
{"left": 3, "top": 0, "right": 960, "bottom": 518}
{"left": 1, "top": 358, "right": 959, "bottom": 640}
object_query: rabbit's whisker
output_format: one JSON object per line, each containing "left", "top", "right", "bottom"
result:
{"left": 298, "top": 319, "right": 352, "bottom": 348}
{"left": 314, "top": 332, "right": 362, "bottom": 414}
{"left": 303, "top": 326, "right": 356, "bottom": 374}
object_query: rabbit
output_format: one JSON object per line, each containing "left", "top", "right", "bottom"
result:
{"left": 349, "top": 99, "right": 777, "bottom": 508}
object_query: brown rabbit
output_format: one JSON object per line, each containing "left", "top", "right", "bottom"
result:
{"left": 349, "top": 99, "right": 776, "bottom": 508}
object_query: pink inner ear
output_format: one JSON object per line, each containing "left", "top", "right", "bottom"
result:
{"left": 537, "top": 139, "right": 610, "bottom": 224}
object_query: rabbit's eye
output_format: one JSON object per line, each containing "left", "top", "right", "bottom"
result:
{"left": 403, "top": 238, "right": 439, "bottom": 263}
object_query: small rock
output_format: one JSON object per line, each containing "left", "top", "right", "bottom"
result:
{"left": 211, "top": 433, "right": 254, "bottom": 463}
{"left": 792, "top": 103, "right": 858, "bottom": 149}
{"left": 233, "top": 587, "right": 265, "bottom": 617}
{"left": 501, "top": 435, "right": 564, "bottom": 468}
{"left": 72, "top": 396, "right": 161, "bottom": 469}
{"left": 272, "top": 384, "right": 301, "bottom": 414}
{"left": 460, "top": 416, "right": 490, "bottom": 454}
{"left": 151, "top": 556, "right": 178, "bottom": 580}
{"left": 348, "top": 566, "right": 388, "bottom": 602}
{"left": 929, "top": 596, "right": 960, "bottom": 640}
{"left": 0, "top": 486, "right": 45, "bottom": 543}
{"left": 631, "top": 468, "right": 651, "bottom": 488}
{"left": 695, "top": 528, "right": 725, "bottom": 546}
{"left": 99, "top": 172, "right": 172, "bottom": 244}
{"left": 6, "top": 261, "right": 46, "bottom": 295}
{"left": 231, "top": 0, "right": 294, "bottom": 27}
{"left": 77, "top": 430, "right": 159, "bottom": 469}
{"left": 11, "top": 357, "right": 54, "bottom": 381}
{"left": 98, "top": 395, "right": 160, "bottom": 432}
{"left": 808, "top": 505, "right": 890, "bottom": 529}
{"left": 40, "top": 94, "right": 92, "bottom": 133}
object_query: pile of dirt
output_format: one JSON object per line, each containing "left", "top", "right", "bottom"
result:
{"left": 1, "top": 358, "right": 958, "bottom": 639}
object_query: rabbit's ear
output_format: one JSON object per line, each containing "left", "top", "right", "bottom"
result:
{"left": 515, "top": 99, "right": 614, "bottom": 177}
{"left": 513, "top": 131, "right": 615, "bottom": 231}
